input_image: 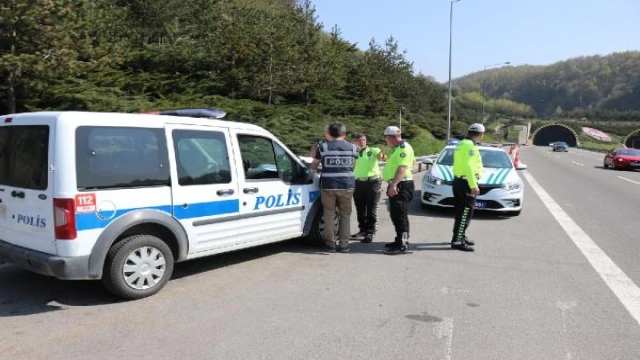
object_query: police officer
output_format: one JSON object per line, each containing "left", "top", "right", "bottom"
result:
{"left": 382, "top": 126, "right": 415, "bottom": 255}
{"left": 310, "top": 122, "right": 359, "bottom": 253}
{"left": 309, "top": 125, "right": 330, "bottom": 158}
{"left": 351, "top": 133, "right": 387, "bottom": 243}
{"left": 451, "top": 123, "right": 485, "bottom": 252}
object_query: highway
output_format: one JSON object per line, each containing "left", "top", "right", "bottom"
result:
{"left": 1, "top": 146, "right": 639, "bottom": 360}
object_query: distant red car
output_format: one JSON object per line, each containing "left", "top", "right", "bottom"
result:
{"left": 604, "top": 148, "right": 640, "bottom": 170}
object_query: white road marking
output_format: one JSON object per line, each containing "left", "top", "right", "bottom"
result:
{"left": 571, "top": 161, "right": 584, "bottom": 166}
{"left": 557, "top": 301, "right": 577, "bottom": 360}
{"left": 434, "top": 317, "right": 454, "bottom": 360}
{"left": 523, "top": 171, "right": 640, "bottom": 327}
{"left": 618, "top": 176, "right": 640, "bottom": 186}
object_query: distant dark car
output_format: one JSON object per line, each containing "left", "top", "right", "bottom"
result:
{"left": 604, "top": 148, "right": 640, "bottom": 170}
{"left": 552, "top": 142, "right": 569, "bottom": 152}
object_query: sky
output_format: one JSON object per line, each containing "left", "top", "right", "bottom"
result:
{"left": 313, "top": 0, "right": 640, "bottom": 83}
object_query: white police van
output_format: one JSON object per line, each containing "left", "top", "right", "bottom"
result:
{"left": 0, "top": 109, "right": 327, "bottom": 299}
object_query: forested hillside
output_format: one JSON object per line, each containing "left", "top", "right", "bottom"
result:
{"left": 453, "top": 52, "right": 640, "bottom": 121}
{"left": 0, "top": 0, "right": 456, "bottom": 154}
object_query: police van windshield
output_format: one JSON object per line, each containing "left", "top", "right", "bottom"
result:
{"left": 437, "top": 148, "right": 513, "bottom": 168}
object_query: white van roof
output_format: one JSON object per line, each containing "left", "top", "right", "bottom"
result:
{"left": 0, "top": 111, "right": 269, "bottom": 134}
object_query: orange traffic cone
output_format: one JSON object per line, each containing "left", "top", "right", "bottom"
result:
{"left": 514, "top": 148, "right": 520, "bottom": 168}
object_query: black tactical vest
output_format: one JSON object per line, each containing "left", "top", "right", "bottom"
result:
{"left": 318, "top": 140, "right": 359, "bottom": 190}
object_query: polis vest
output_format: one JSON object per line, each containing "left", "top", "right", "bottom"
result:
{"left": 319, "top": 140, "right": 359, "bottom": 190}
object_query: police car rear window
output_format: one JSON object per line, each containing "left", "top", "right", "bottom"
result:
{"left": 75, "top": 126, "right": 170, "bottom": 190}
{"left": 0, "top": 125, "right": 50, "bottom": 191}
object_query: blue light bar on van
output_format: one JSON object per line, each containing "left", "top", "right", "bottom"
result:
{"left": 142, "top": 108, "right": 227, "bottom": 119}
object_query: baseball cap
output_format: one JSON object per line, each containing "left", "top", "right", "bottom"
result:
{"left": 383, "top": 126, "right": 401, "bottom": 136}
{"left": 468, "top": 123, "right": 486, "bottom": 133}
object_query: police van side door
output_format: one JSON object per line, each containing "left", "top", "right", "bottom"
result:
{"left": 231, "top": 131, "right": 306, "bottom": 245}
{"left": 165, "top": 124, "right": 239, "bottom": 254}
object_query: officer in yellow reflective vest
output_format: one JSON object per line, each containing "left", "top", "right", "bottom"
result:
{"left": 451, "top": 123, "right": 485, "bottom": 252}
{"left": 351, "top": 133, "right": 387, "bottom": 243}
{"left": 382, "top": 126, "right": 416, "bottom": 255}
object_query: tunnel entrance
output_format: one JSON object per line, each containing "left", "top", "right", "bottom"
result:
{"left": 531, "top": 124, "right": 579, "bottom": 147}
{"left": 624, "top": 130, "right": 640, "bottom": 149}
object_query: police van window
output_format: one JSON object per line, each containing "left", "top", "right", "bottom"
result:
{"left": 76, "top": 126, "right": 170, "bottom": 190}
{"left": 273, "top": 142, "right": 296, "bottom": 183}
{"left": 173, "top": 129, "right": 232, "bottom": 186}
{"left": 0, "top": 125, "right": 50, "bottom": 191}
{"left": 237, "top": 135, "right": 280, "bottom": 181}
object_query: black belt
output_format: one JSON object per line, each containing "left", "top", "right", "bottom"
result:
{"left": 356, "top": 176, "right": 381, "bottom": 181}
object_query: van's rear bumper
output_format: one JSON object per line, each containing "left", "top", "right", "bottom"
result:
{"left": 0, "top": 239, "right": 90, "bottom": 280}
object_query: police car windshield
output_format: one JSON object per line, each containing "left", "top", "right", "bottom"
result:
{"left": 437, "top": 149, "right": 512, "bottom": 168}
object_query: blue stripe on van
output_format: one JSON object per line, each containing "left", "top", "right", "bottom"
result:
{"left": 309, "top": 190, "right": 321, "bottom": 203}
{"left": 172, "top": 199, "right": 239, "bottom": 220}
{"left": 75, "top": 199, "right": 240, "bottom": 231}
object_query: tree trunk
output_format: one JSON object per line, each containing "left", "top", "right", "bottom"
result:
{"left": 268, "top": 43, "right": 273, "bottom": 105}
{"left": 7, "top": 16, "right": 17, "bottom": 114}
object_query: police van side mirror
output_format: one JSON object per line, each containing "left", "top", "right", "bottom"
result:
{"left": 421, "top": 158, "right": 433, "bottom": 169}
{"left": 297, "top": 165, "right": 315, "bottom": 184}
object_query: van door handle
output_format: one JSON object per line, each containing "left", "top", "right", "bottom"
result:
{"left": 216, "top": 189, "right": 235, "bottom": 196}
{"left": 11, "top": 191, "right": 25, "bottom": 199}
{"left": 243, "top": 187, "right": 259, "bottom": 194}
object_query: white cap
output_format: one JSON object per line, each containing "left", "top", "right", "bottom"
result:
{"left": 468, "top": 123, "right": 486, "bottom": 133}
{"left": 384, "top": 126, "right": 401, "bottom": 136}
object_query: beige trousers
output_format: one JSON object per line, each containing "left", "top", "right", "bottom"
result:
{"left": 321, "top": 189, "right": 354, "bottom": 247}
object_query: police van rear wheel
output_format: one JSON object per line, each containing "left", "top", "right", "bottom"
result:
{"left": 102, "top": 235, "right": 174, "bottom": 300}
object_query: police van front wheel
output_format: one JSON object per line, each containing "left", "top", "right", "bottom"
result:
{"left": 102, "top": 235, "right": 175, "bottom": 300}
{"left": 303, "top": 210, "right": 339, "bottom": 246}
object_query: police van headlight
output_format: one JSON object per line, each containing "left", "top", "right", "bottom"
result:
{"left": 502, "top": 181, "right": 523, "bottom": 191}
{"left": 424, "top": 175, "right": 443, "bottom": 186}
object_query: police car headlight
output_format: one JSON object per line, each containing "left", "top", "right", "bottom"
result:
{"left": 502, "top": 181, "right": 523, "bottom": 191}
{"left": 425, "top": 175, "right": 443, "bottom": 186}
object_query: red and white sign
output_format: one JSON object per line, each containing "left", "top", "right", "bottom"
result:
{"left": 75, "top": 193, "right": 97, "bottom": 213}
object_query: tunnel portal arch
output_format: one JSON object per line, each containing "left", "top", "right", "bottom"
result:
{"left": 623, "top": 129, "right": 640, "bottom": 149}
{"left": 531, "top": 123, "right": 580, "bottom": 147}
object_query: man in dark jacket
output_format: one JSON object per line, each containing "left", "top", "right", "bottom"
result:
{"left": 311, "top": 122, "right": 359, "bottom": 253}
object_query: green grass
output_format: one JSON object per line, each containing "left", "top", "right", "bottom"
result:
{"left": 579, "top": 141, "right": 618, "bottom": 153}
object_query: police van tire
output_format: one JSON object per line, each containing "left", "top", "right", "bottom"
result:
{"left": 102, "top": 235, "right": 175, "bottom": 300}
{"left": 302, "top": 211, "right": 324, "bottom": 246}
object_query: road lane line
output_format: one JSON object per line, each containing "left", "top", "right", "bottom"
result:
{"left": 434, "top": 317, "right": 454, "bottom": 360}
{"left": 571, "top": 161, "right": 584, "bottom": 166}
{"left": 522, "top": 171, "right": 640, "bottom": 327}
{"left": 618, "top": 176, "right": 640, "bottom": 186}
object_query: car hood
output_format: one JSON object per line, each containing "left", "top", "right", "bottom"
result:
{"left": 431, "top": 164, "right": 519, "bottom": 185}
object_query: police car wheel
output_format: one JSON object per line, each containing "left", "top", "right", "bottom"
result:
{"left": 102, "top": 235, "right": 174, "bottom": 300}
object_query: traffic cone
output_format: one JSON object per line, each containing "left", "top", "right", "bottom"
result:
{"left": 514, "top": 147, "right": 520, "bottom": 168}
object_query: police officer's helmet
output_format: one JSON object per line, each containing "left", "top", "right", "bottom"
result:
{"left": 468, "top": 123, "right": 485, "bottom": 133}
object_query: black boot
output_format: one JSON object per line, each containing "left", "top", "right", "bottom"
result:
{"left": 451, "top": 241, "right": 474, "bottom": 252}
{"left": 464, "top": 236, "right": 475, "bottom": 246}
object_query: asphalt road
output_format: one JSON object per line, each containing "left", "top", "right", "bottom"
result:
{"left": 1, "top": 147, "right": 639, "bottom": 360}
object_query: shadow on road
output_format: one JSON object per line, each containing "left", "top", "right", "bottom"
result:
{"left": 593, "top": 165, "right": 639, "bottom": 172}
{"left": 0, "top": 240, "right": 323, "bottom": 316}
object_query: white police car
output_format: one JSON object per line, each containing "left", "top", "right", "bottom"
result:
{"left": 420, "top": 145, "right": 527, "bottom": 216}
{"left": 0, "top": 109, "right": 328, "bottom": 299}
